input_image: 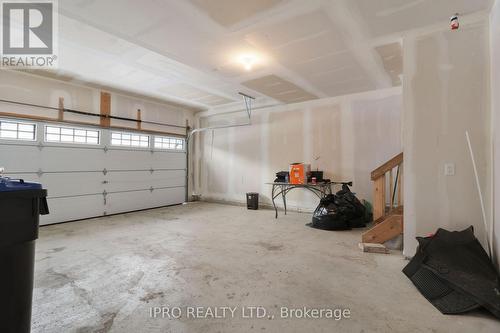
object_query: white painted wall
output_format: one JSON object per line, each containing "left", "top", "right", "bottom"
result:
{"left": 403, "top": 20, "right": 491, "bottom": 258}
{"left": 194, "top": 88, "right": 402, "bottom": 212}
{"left": 491, "top": 0, "right": 500, "bottom": 268}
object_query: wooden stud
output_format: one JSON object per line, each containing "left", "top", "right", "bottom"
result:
{"left": 137, "top": 109, "right": 142, "bottom": 130}
{"left": 389, "top": 168, "right": 393, "bottom": 212}
{"left": 362, "top": 214, "right": 403, "bottom": 244}
{"left": 58, "top": 97, "right": 64, "bottom": 121}
{"left": 100, "top": 92, "right": 111, "bottom": 127}
{"left": 398, "top": 164, "right": 404, "bottom": 206}
{"left": 373, "top": 174, "right": 386, "bottom": 222}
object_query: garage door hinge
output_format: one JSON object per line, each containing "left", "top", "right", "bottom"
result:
{"left": 37, "top": 142, "right": 44, "bottom": 151}
{"left": 103, "top": 168, "right": 108, "bottom": 175}
{"left": 103, "top": 190, "right": 107, "bottom": 205}
{"left": 103, "top": 146, "right": 108, "bottom": 153}
{"left": 150, "top": 186, "right": 154, "bottom": 193}
{"left": 150, "top": 149, "right": 154, "bottom": 154}
{"left": 37, "top": 168, "right": 43, "bottom": 177}
{"left": 149, "top": 168, "right": 154, "bottom": 174}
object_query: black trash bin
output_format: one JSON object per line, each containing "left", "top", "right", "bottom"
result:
{"left": 0, "top": 177, "right": 49, "bottom": 333}
{"left": 246, "top": 192, "right": 259, "bottom": 210}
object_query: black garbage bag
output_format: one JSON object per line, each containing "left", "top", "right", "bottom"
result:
{"left": 310, "top": 194, "right": 350, "bottom": 230}
{"left": 403, "top": 226, "right": 500, "bottom": 318}
{"left": 310, "top": 184, "right": 367, "bottom": 230}
{"left": 335, "top": 184, "right": 367, "bottom": 228}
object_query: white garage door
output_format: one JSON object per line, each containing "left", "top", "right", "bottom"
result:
{"left": 0, "top": 118, "right": 186, "bottom": 225}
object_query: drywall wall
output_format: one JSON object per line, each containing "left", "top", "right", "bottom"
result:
{"left": 491, "top": 0, "right": 500, "bottom": 268}
{"left": 0, "top": 70, "right": 193, "bottom": 135}
{"left": 194, "top": 87, "right": 402, "bottom": 212}
{"left": 403, "top": 20, "right": 491, "bottom": 257}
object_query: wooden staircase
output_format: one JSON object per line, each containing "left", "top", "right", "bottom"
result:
{"left": 362, "top": 152, "right": 403, "bottom": 244}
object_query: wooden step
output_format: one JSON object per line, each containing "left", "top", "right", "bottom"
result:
{"left": 358, "top": 242, "right": 389, "bottom": 254}
{"left": 362, "top": 214, "right": 403, "bottom": 244}
{"left": 373, "top": 205, "right": 403, "bottom": 225}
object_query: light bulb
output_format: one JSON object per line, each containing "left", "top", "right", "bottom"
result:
{"left": 239, "top": 54, "right": 257, "bottom": 71}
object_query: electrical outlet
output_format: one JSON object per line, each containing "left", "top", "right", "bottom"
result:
{"left": 444, "top": 163, "right": 455, "bottom": 176}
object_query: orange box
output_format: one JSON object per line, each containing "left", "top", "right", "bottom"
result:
{"left": 289, "top": 163, "right": 311, "bottom": 184}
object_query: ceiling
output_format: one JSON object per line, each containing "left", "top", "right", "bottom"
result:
{"left": 26, "top": 0, "right": 492, "bottom": 112}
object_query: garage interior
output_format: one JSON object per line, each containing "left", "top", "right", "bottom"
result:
{"left": 1, "top": 0, "right": 500, "bottom": 332}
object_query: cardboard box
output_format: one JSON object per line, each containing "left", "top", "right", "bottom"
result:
{"left": 289, "top": 163, "right": 310, "bottom": 184}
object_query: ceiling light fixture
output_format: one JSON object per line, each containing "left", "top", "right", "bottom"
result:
{"left": 238, "top": 54, "right": 258, "bottom": 71}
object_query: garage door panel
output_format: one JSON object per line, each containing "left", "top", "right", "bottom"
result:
{"left": 105, "top": 149, "right": 153, "bottom": 169}
{"left": 2, "top": 121, "right": 186, "bottom": 225}
{"left": 105, "top": 190, "right": 155, "bottom": 215}
{"left": 0, "top": 144, "right": 41, "bottom": 172}
{"left": 151, "top": 187, "right": 185, "bottom": 207}
{"left": 41, "top": 195, "right": 104, "bottom": 225}
{"left": 151, "top": 152, "right": 186, "bottom": 169}
{"left": 106, "top": 187, "right": 184, "bottom": 215}
{"left": 150, "top": 170, "right": 186, "bottom": 188}
{"left": 40, "top": 147, "right": 105, "bottom": 171}
{"left": 106, "top": 171, "right": 153, "bottom": 192}
{"left": 41, "top": 173, "right": 104, "bottom": 197}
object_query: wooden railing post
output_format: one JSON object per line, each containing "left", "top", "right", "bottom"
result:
{"left": 370, "top": 152, "right": 403, "bottom": 223}
{"left": 373, "top": 174, "right": 386, "bottom": 221}
{"left": 363, "top": 152, "right": 404, "bottom": 246}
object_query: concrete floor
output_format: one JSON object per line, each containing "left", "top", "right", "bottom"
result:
{"left": 32, "top": 202, "right": 499, "bottom": 333}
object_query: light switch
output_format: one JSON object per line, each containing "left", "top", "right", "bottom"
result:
{"left": 444, "top": 163, "right": 455, "bottom": 176}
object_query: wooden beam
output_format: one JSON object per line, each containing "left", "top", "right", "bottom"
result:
{"left": 137, "top": 109, "right": 142, "bottom": 130}
{"left": 100, "top": 92, "right": 111, "bottom": 127}
{"left": 398, "top": 164, "right": 404, "bottom": 206}
{"left": 371, "top": 152, "right": 403, "bottom": 180}
{"left": 373, "top": 175, "right": 386, "bottom": 221}
{"left": 389, "top": 168, "right": 393, "bottom": 212}
{"left": 362, "top": 214, "right": 403, "bottom": 244}
{"left": 58, "top": 97, "right": 64, "bottom": 121}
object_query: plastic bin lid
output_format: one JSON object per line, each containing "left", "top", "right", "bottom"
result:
{"left": 0, "top": 177, "right": 42, "bottom": 192}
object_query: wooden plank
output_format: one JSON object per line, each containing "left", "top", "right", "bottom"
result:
{"left": 374, "top": 205, "right": 403, "bottom": 225}
{"left": 137, "top": 109, "right": 142, "bottom": 130}
{"left": 358, "top": 242, "right": 389, "bottom": 254}
{"left": 373, "top": 174, "right": 386, "bottom": 221}
{"left": 398, "top": 164, "right": 403, "bottom": 206}
{"left": 389, "top": 168, "right": 393, "bottom": 212}
{"left": 58, "top": 97, "right": 64, "bottom": 121}
{"left": 100, "top": 92, "right": 111, "bottom": 127}
{"left": 371, "top": 152, "right": 403, "bottom": 180}
{"left": 362, "top": 214, "right": 403, "bottom": 244}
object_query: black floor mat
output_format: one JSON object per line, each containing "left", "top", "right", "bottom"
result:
{"left": 403, "top": 226, "right": 500, "bottom": 318}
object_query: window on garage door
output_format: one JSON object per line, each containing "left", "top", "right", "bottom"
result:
{"left": 0, "top": 119, "right": 36, "bottom": 141}
{"left": 111, "top": 131, "right": 149, "bottom": 148}
{"left": 154, "top": 136, "right": 185, "bottom": 151}
{"left": 45, "top": 125, "right": 100, "bottom": 145}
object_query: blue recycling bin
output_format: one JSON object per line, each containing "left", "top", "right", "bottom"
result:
{"left": 0, "top": 177, "right": 48, "bottom": 333}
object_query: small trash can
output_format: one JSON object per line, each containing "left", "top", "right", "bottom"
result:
{"left": 246, "top": 192, "right": 259, "bottom": 210}
{"left": 0, "top": 177, "right": 49, "bottom": 333}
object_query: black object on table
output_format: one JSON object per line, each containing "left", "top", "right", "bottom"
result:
{"left": 266, "top": 181, "right": 352, "bottom": 218}
{"left": 0, "top": 178, "right": 49, "bottom": 333}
